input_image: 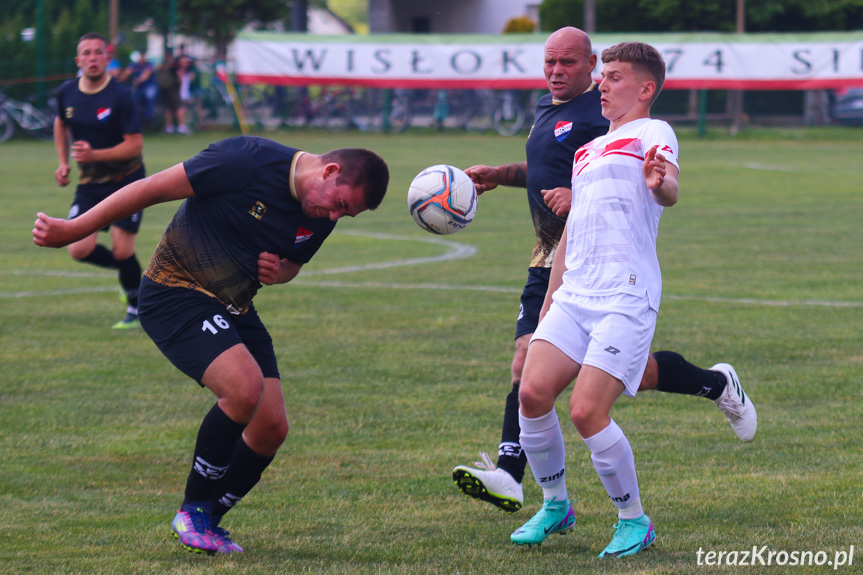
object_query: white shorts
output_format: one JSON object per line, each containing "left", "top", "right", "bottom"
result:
{"left": 531, "top": 291, "right": 657, "bottom": 397}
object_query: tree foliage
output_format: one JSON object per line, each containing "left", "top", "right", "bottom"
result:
{"left": 176, "top": 0, "right": 292, "bottom": 59}
{"left": 0, "top": 0, "right": 294, "bottom": 86}
{"left": 0, "top": 0, "right": 109, "bottom": 91}
{"left": 539, "top": 0, "right": 863, "bottom": 33}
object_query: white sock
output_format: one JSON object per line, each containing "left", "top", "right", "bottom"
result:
{"left": 519, "top": 409, "right": 568, "bottom": 502}
{"left": 583, "top": 419, "right": 644, "bottom": 520}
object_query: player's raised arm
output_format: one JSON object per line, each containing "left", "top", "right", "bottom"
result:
{"left": 644, "top": 145, "right": 678, "bottom": 207}
{"left": 33, "top": 163, "right": 194, "bottom": 248}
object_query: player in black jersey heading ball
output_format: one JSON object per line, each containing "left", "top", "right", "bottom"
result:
{"left": 34, "top": 136, "right": 389, "bottom": 554}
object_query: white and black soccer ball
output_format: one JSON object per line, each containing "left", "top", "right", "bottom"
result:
{"left": 407, "top": 164, "right": 477, "bottom": 235}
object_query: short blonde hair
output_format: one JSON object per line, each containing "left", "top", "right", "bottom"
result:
{"left": 601, "top": 42, "right": 666, "bottom": 103}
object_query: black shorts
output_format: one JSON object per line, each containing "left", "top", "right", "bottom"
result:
{"left": 69, "top": 166, "right": 145, "bottom": 233}
{"left": 515, "top": 267, "right": 551, "bottom": 340}
{"left": 138, "top": 277, "right": 279, "bottom": 384}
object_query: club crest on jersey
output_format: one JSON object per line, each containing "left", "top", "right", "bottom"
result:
{"left": 97, "top": 108, "right": 111, "bottom": 122}
{"left": 295, "top": 227, "right": 313, "bottom": 245}
{"left": 64, "top": 107, "right": 74, "bottom": 119}
{"left": 554, "top": 121, "right": 573, "bottom": 141}
{"left": 248, "top": 201, "right": 267, "bottom": 220}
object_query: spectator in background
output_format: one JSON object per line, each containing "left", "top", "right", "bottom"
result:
{"left": 178, "top": 55, "right": 198, "bottom": 133}
{"left": 156, "top": 51, "right": 188, "bottom": 134}
{"left": 123, "top": 51, "right": 157, "bottom": 127}
{"left": 106, "top": 44, "right": 123, "bottom": 79}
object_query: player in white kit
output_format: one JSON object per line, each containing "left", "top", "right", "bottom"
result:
{"left": 510, "top": 42, "right": 678, "bottom": 558}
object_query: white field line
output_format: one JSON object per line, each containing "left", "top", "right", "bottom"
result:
{"left": 743, "top": 162, "right": 862, "bottom": 175}
{"left": 743, "top": 162, "right": 802, "bottom": 173}
{"left": 300, "top": 230, "right": 478, "bottom": 276}
{"left": 6, "top": 231, "right": 861, "bottom": 308}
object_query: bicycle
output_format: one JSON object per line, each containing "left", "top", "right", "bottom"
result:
{"left": 491, "top": 89, "right": 528, "bottom": 136}
{"left": 236, "top": 85, "right": 349, "bottom": 132}
{"left": 462, "top": 90, "right": 497, "bottom": 135}
{"left": 346, "top": 88, "right": 410, "bottom": 134}
{"left": 463, "top": 90, "right": 528, "bottom": 136}
{"left": 0, "top": 91, "right": 55, "bottom": 143}
{"left": 301, "top": 87, "right": 410, "bottom": 134}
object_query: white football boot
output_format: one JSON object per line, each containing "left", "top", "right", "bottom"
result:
{"left": 452, "top": 452, "right": 523, "bottom": 512}
{"left": 711, "top": 363, "right": 757, "bottom": 442}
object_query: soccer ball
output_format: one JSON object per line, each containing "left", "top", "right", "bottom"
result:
{"left": 407, "top": 164, "right": 477, "bottom": 235}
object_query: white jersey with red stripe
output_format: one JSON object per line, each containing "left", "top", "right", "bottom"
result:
{"left": 559, "top": 117, "right": 680, "bottom": 312}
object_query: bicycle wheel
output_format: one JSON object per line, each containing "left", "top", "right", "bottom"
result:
{"left": 22, "top": 106, "right": 54, "bottom": 140}
{"left": 493, "top": 99, "right": 526, "bottom": 136}
{"left": 463, "top": 98, "right": 494, "bottom": 134}
{"left": 0, "top": 109, "right": 14, "bottom": 142}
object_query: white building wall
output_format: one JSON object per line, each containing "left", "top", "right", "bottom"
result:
{"left": 371, "top": 0, "right": 539, "bottom": 34}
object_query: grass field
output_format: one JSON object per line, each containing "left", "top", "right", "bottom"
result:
{"left": 1, "top": 125, "right": 862, "bottom": 575}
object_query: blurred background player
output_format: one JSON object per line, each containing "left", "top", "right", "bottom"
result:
{"left": 53, "top": 32, "right": 146, "bottom": 329}
{"left": 453, "top": 27, "right": 756, "bottom": 514}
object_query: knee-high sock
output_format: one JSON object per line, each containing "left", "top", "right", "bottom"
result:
{"left": 115, "top": 254, "right": 141, "bottom": 308}
{"left": 497, "top": 382, "right": 526, "bottom": 483}
{"left": 518, "top": 408, "right": 567, "bottom": 502}
{"left": 183, "top": 403, "right": 247, "bottom": 506}
{"left": 210, "top": 439, "right": 275, "bottom": 519}
{"left": 654, "top": 350, "right": 726, "bottom": 399}
{"left": 583, "top": 419, "right": 643, "bottom": 519}
{"left": 80, "top": 244, "right": 117, "bottom": 268}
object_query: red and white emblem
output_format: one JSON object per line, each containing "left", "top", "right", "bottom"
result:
{"left": 295, "top": 227, "right": 313, "bottom": 245}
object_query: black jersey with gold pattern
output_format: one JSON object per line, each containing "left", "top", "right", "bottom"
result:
{"left": 145, "top": 137, "right": 336, "bottom": 314}
{"left": 56, "top": 76, "right": 143, "bottom": 184}
{"left": 524, "top": 85, "right": 608, "bottom": 268}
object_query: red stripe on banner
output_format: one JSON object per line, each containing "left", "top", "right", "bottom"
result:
{"left": 237, "top": 74, "right": 863, "bottom": 91}
{"left": 664, "top": 78, "right": 863, "bottom": 90}
{"left": 234, "top": 74, "right": 550, "bottom": 90}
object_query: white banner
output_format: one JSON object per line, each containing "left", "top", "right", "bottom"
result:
{"left": 233, "top": 32, "right": 863, "bottom": 90}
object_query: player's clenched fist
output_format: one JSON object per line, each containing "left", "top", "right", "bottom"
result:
{"left": 32, "top": 212, "right": 78, "bottom": 248}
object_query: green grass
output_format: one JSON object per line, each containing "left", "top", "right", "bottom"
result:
{"left": 1, "top": 125, "right": 862, "bottom": 574}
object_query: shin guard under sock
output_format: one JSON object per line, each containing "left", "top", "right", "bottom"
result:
{"left": 183, "top": 404, "right": 247, "bottom": 505}
{"left": 496, "top": 383, "right": 526, "bottom": 483}
{"left": 654, "top": 350, "right": 727, "bottom": 400}
{"left": 115, "top": 254, "right": 141, "bottom": 308}
{"left": 519, "top": 409, "right": 567, "bottom": 501}
{"left": 210, "top": 440, "right": 275, "bottom": 518}
{"left": 584, "top": 420, "right": 643, "bottom": 519}
{"left": 80, "top": 244, "right": 117, "bottom": 268}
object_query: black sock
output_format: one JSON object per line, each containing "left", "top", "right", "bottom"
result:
{"left": 654, "top": 351, "right": 727, "bottom": 400}
{"left": 495, "top": 382, "right": 526, "bottom": 483}
{"left": 115, "top": 254, "right": 141, "bottom": 308}
{"left": 210, "top": 440, "right": 275, "bottom": 519}
{"left": 80, "top": 244, "right": 117, "bottom": 268}
{"left": 183, "top": 404, "right": 247, "bottom": 506}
